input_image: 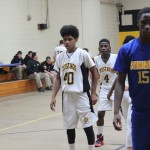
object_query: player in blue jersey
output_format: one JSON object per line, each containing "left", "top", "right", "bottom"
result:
{"left": 113, "top": 7, "right": 150, "bottom": 150}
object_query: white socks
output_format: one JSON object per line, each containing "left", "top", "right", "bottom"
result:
{"left": 69, "top": 144, "right": 75, "bottom": 150}
{"left": 88, "top": 145, "right": 95, "bottom": 150}
{"left": 97, "top": 126, "right": 103, "bottom": 135}
{"left": 69, "top": 143, "right": 95, "bottom": 150}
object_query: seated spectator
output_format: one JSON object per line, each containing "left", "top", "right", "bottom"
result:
{"left": 27, "top": 52, "right": 51, "bottom": 92}
{"left": 10, "top": 51, "right": 26, "bottom": 80}
{"left": 41, "top": 56, "right": 56, "bottom": 89}
{"left": 24, "top": 51, "right": 32, "bottom": 65}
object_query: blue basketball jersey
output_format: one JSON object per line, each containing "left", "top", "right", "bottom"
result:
{"left": 114, "top": 38, "right": 150, "bottom": 110}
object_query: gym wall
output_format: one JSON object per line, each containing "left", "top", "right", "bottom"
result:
{"left": 100, "top": 2, "right": 119, "bottom": 54}
{"left": 0, "top": 0, "right": 102, "bottom": 63}
{"left": 119, "top": 0, "right": 150, "bottom": 46}
{"left": 1, "top": 0, "right": 150, "bottom": 63}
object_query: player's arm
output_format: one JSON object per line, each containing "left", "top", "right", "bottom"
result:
{"left": 113, "top": 72, "right": 126, "bottom": 131}
{"left": 83, "top": 51, "right": 98, "bottom": 105}
{"left": 50, "top": 72, "right": 61, "bottom": 111}
{"left": 90, "top": 66, "right": 98, "bottom": 105}
{"left": 50, "top": 54, "right": 60, "bottom": 111}
{"left": 107, "top": 76, "right": 118, "bottom": 100}
{"left": 53, "top": 51, "right": 56, "bottom": 62}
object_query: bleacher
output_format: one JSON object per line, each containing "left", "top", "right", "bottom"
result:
{"left": 0, "top": 67, "right": 44, "bottom": 97}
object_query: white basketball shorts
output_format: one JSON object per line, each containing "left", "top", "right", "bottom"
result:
{"left": 121, "top": 91, "right": 131, "bottom": 122}
{"left": 98, "top": 88, "right": 114, "bottom": 111}
{"left": 62, "top": 92, "right": 98, "bottom": 129}
{"left": 126, "top": 104, "right": 132, "bottom": 147}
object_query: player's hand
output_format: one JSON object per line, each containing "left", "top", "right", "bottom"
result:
{"left": 50, "top": 97, "right": 56, "bottom": 111}
{"left": 113, "top": 113, "right": 122, "bottom": 131}
{"left": 91, "top": 93, "right": 98, "bottom": 105}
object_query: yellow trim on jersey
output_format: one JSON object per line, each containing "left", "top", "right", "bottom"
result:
{"left": 130, "top": 60, "right": 150, "bottom": 70}
{"left": 62, "top": 63, "right": 76, "bottom": 71}
{"left": 99, "top": 67, "right": 115, "bottom": 73}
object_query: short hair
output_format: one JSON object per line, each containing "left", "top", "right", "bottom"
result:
{"left": 46, "top": 56, "right": 51, "bottom": 60}
{"left": 32, "top": 52, "right": 37, "bottom": 58}
{"left": 17, "top": 51, "right": 22, "bottom": 55}
{"left": 28, "top": 51, "right": 32, "bottom": 54}
{"left": 59, "top": 40, "right": 63, "bottom": 45}
{"left": 123, "top": 35, "right": 135, "bottom": 45}
{"left": 137, "top": 7, "right": 150, "bottom": 21}
{"left": 99, "top": 39, "right": 110, "bottom": 46}
{"left": 60, "top": 25, "right": 79, "bottom": 38}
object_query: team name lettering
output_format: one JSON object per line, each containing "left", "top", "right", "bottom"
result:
{"left": 130, "top": 60, "right": 150, "bottom": 70}
{"left": 63, "top": 63, "right": 76, "bottom": 71}
{"left": 99, "top": 67, "right": 115, "bottom": 73}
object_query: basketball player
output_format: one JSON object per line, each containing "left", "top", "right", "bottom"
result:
{"left": 94, "top": 39, "right": 117, "bottom": 147}
{"left": 53, "top": 40, "right": 67, "bottom": 62}
{"left": 108, "top": 35, "right": 135, "bottom": 150}
{"left": 113, "top": 7, "right": 150, "bottom": 150}
{"left": 50, "top": 25, "right": 98, "bottom": 150}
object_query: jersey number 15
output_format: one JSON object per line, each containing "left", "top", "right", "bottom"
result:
{"left": 138, "top": 71, "right": 149, "bottom": 84}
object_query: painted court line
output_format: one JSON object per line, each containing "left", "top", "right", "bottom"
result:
{"left": 0, "top": 113, "right": 61, "bottom": 132}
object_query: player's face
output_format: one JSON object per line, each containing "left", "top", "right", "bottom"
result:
{"left": 63, "top": 36, "right": 78, "bottom": 52}
{"left": 99, "top": 42, "right": 111, "bottom": 55}
{"left": 138, "top": 13, "right": 150, "bottom": 38}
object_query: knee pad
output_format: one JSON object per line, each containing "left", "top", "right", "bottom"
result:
{"left": 84, "top": 126, "right": 95, "bottom": 145}
{"left": 67, "top": 129, "right": 75, "bottom": 144}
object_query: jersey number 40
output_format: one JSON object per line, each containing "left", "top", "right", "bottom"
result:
{"left": 64, "top": 72, "right": 74, "bottom": 84}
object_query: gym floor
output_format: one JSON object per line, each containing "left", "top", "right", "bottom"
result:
{"left": 0, "top": 91, "right": 126, "bottom": 150}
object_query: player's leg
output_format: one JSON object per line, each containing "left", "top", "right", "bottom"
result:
{"left": 77, "top": 92, "right": 97, "bottom": 150}
{"left": 63, "top": 92, "right": 79, "bottom": 150}
{"left": 95, "top": 111, "right": 105, "bottom": 147}
{"left": 67, "top": 129, "right": 76, "bottom": 150}
{"left": 84, "top": 126, "right": 95, "bottom": 150}
{"left": 95, "top": 89, "right": 112, "bottom": 147}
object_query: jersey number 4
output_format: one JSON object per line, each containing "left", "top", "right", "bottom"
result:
{"left": 64, "top": 72, "right": 74, "bottom": 84}
{"left": 104, "top": 74, "right": 109, "bottom": 83}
